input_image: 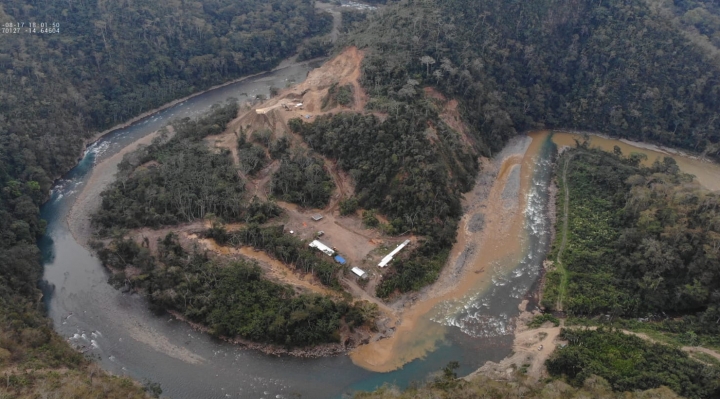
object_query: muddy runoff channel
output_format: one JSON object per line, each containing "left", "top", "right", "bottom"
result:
{"left": 47, "top": 64, "right": 714, "bottom": 397}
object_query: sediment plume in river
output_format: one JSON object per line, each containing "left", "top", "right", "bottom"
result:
{"left": 349, "top": 134, "right": 548, "bottom": 372}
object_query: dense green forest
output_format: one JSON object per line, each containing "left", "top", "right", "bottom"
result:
{"left": 271, "top": 150, "right": 335, "bottom": 208}
{"left": 289, "top": 104, "right": 477, "bottom": 297}
{"left": 546, "top": 328, "right": 720, "bottom": 398}
{"left": 341, "top": 10, "right": 369, "bottom": 34}
{"left": 96, "top": 233, "right": 374, "bottom": 346}
{"left": 672, "top": 0, "right": 720, "bottom": 45}
{"left": 542, "top": 145, "right": 720, "bottom": 340}
{"left": 0, "top": 0, "right": 331, "bottom": 393}
{"left": 649, "top": 0, "right": 720, "bottom": 59}
{"left": 92, "top": 103, "right": 251, "bottom": 231}
{"left": 348, "top": 0, "right": 720, "bottom": 158}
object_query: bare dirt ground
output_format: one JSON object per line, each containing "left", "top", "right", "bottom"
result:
{"left": 423, "top": 87, "right": 473, "bottom": 145}
{"left": 227, "top": 46, "right": 370, "bottom": 143}
{"left": 466, "top": 300, "right": 564, "bottom": 382}
{"left": 275, "top": 200, "right": 412, "bottom": 268}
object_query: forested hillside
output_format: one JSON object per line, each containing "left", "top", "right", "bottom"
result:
{"left": 0, "top": 0, "right": 330, "bottom": 394}
{"left": 546, "top": 328, "right": 719, "bottom": 398}
{"left": 96, "top": 233, "right": 376, "bottom": 347}
{"left": 543, "top": 145, "right": 720, "bottom": 341}
{"left": 92, "top": 102, "right": 250, "bottom": 231}
{"left": 647, "top": 0, "right": 720, "bottom": 63}
{"left": 348, "top": 0, "right": 720, "bottom": 157}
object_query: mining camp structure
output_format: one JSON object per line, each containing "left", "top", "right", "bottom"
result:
{"left": 309, "top": 240, "right": 335, "bottom": 256}
{"left": 378, "top": 240, "right": 411, "bottom": 267}
{"left": 351, "top": 267, "right": 367, "bottom": 279}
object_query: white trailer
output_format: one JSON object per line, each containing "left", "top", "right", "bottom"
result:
{"left": 309, "top": 240, "right": 335, "bottom": 256}
{"left": 351, "top": 267, "right": 367, "bottom": 279}
{"left": 378, "top": 239, "right": 411, "bottom": 267}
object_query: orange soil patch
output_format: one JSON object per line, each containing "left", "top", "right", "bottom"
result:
{"left": 192, "top": 235, "right": 336, "bottom": 298}
{"left": 423, "top": 87, "right": 472, "bottom": 145}
{"left": 228, "top": 46, "right": 370, "bottom": 143}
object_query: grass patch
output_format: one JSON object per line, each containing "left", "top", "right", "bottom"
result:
{"left": 528, "top": 313, "right": 560, "bottom": 329}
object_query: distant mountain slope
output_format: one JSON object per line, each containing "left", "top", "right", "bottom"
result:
{"left": 348, "top": 0, "right": 720, "bottom": 158}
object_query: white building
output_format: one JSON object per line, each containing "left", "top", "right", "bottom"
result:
{"left": 351, "top": 267, "right": 367, "bottom": 279}
{"left": 309, "top": 240, "right": 334, "bottom": 256}
{"left": 378, "top": 239, "right": 411, "bottom": 267}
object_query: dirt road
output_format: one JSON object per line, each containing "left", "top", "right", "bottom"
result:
{"left": 554, "top": 153, "right": 575, "bottom": 311}
{"left": 471, "top": 304, "right": 720, "bottom": 384}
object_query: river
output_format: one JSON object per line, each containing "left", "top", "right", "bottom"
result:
{"left": 39, "top": 54, "right": 560, "bottom": 397}
{"left": 41, "top": 56, "right": 720, "bottom": 397}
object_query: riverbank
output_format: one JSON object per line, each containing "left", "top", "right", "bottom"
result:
{"left": 67, "top": 130, "right": 166, "bottom": 246}
{"left": 551, "top": 130, "right": 720, "bottom": 191}
{"left": 82, "top": 55, "right": 327, "bottom": 151}
{"left": 167, "top": 310, "right": 349, "bottom": 358}
{"left": 80, "top": 0, "right": 343, "bottom": 151}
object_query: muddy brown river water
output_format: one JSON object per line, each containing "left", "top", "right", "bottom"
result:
{"left": 550, "top": 132, "right": 720, "bottom": 192}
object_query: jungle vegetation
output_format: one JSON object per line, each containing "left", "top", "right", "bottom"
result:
{"left": 322, "top": 83, "right": 355, "bottom": 109}
{"left": 546, "top": 328, "right": 720, "bottom": 398}
{"left": 543, "top": 146, "right": 720, "bottom": 340}
{"left": 347, "top": 0, "right": 720, "bottom": 159}
{"left": 0, "top": 0, "right": 331, "bottom": 392}
{"left": 340, "top": 10, "right": 369, "bottom": 34}
{"left": 238, "top": 132, "right": 269, "bottom": 176}
{"left": 647, "top": 0, "right": 720, "bottom": 62}
{"left": 92, "top": 103, "right": 251, "bottom": 231}
{"left": 297, "top": 37, "right": 334, "bottom": 61}
{"left": 271, "top": 150, "right": 335, "bottom": 208}
{"left": 96, "top": 233, "right": 375, "bottom": 346}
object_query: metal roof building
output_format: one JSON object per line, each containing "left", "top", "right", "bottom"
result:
{"left": 334, "top": 255, "right": 347, "bottom": 265}
{"left": 351, "top": 267, "right": 367, "bottom": 278}
{"left": 378, "top": 239, "right": 411, "bottom": 267}
{"left": 309, "top": 240, "right": 334, "bottom": 256}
